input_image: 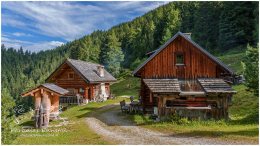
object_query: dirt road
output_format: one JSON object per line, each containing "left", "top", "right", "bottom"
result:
{"left": 85, "top": 104, "right": 244, "bottom": 145}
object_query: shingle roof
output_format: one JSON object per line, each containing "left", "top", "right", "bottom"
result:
{"left": 66, "top": 59, "right": 116, "bottom": 83}
{"left": 133, "top": 32, "right": 234, "bottom": 76}
{"left": 41, "top": 83, "right": 69, "bottom": 95}
{"left": 22, "top": 83, "right": 69, "bottom": 97}
{"left": 143, "top": 79, "right": 181, "bottom": 93}
{"left": 198, "top": 78, "right": 236, "bottom": 93}
{"left": 142, "top": 78, "right": 236, "bottom": 95}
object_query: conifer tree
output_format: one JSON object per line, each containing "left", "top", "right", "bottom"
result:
{"left": 1, "top": 88, "right": 17, "bottom": 144}
{"left": 102, "top": 31, "right": 124, "bottom": 76}
{"left": 242, "top": 44, "right": 259, "bottom": 96}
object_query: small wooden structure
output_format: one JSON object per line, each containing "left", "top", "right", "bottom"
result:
{"left": 133, "top": 32, "right": 237, "bottom": 120}
{"left": 22, "top": 83, "right": 68, "bottom": 128}
{"left": 46, "top": 59, "right": 116, "bottom": 103}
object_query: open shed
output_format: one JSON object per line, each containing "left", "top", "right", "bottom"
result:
{"left": 22, "top": 83, "right": 68, "bottom": 128}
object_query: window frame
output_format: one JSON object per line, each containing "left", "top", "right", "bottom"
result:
{"left": 175, "top": 52, "right": 185, "bottom": 66}
{"left": 68, "top": 72, "right": 74, "bottom": 79}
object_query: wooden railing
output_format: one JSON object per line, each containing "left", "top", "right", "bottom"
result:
{"left": 59, "top": 96, "right": 83, "bottom": 105}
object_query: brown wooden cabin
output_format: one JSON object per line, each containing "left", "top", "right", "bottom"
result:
{"left": 133, "top": 32, "right": 236, "bottom": 120}
{"left": 46, "top": 59, "right": 117, "bottom": 103}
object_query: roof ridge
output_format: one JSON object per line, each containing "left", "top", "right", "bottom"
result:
{"left": 178, "top": 32, "right": 234, "bottom": 74}
{"left": 67, "top": 58, "right": 102, "bottom": 66}
{"left": 133, "top": 31, "right": 234, "bottom": 75}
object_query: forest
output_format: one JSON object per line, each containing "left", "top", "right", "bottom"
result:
{"left": 1, "top": 1, "right": 259, "bottom": 144}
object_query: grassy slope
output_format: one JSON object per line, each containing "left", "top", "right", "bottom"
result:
{"left": 217, "top": 48, "right": 246, "bottom": 74}
{"left": 13, "top": 98, "right": 126, "bottom": 144}
{"left": 111, "top": 77, "right": 140, "bottom": 98}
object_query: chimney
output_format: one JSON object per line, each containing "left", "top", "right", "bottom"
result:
{"left": 97, "top": 65, "right": 104, "bottom": 77}
{"left": 183, "top": 33, "right": 192, "bottom": 39}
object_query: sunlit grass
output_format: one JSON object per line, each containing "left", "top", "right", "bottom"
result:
{"left": 124, "top": 84, "right": 259, "bottom": 143}
{"left": 12, "top": 97, "right": 126, "bottom": 144}
{"left": 111, "top": 77, "right": 140, "bottom": 97}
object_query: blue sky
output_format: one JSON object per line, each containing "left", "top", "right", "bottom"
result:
{"left": 2, "top": 1, "right": 169, "bottom": 52}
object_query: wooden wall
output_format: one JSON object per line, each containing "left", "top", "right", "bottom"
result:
{"left": 51, "top": 64, "right": 88, "bottom": 89}
{"left": 138, "top": 36, "right": 232, "bottom": 115}
{"left": 157, "top": 95, "right": 229, "bottom": 120}
{"left": 138, "top": 36, "right": 229, "bottom": 79}
{"left": 48, "top": 63, "right": 112, "bottom": 100}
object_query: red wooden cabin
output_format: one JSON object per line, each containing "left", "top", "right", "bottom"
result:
{"left": 133, "top": 32, "right": 236, "bottom": 120}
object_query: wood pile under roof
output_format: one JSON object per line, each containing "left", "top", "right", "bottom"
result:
{"left": 143, "top": 79, "right": 181, "bottom": 93}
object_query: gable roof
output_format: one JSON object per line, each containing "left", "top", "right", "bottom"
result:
{"left": 41, "top": 83, "right": 69, "bottom": 95}
{"left": 22, "top": 83, "right": 69, "bottom": 97}
{"left": 133, "top": 31, "right": 234, "bottom": 76}
{"left": 46, "top": 59, "right": 116, "bottom": 83}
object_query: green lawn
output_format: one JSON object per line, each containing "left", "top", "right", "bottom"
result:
{"left": 12, "top": 78, "right": 139, "bottom": 145}
{"left": 12, "top": 97, "right": 127, "bottom": 145}
{"left": 124, "top": 84, "right": 259, "bottom": 144}
{"left": 218, "top": 49, "right": 246, "bottom": 74}
{"left": 12, "top": 69, "right": 258, "bottom": 144}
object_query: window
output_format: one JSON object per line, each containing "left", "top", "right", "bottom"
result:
{"left": 79, "top": 88, "right": 85, "bottom": 93}
{"left": 176, "top": 53, "right": 184, "bottom": 65}
{"left": 68, "top": 73, "right": 74, "bottom": 79}
{"left": 67, "top": 88, "right": 75, "bottom": 94}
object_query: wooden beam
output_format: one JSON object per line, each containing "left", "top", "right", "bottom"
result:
{"left": 21, "top": 88, "right": 40, "bottom": 97}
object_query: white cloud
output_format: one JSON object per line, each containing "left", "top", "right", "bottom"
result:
{"left": 12, "top": 32, "right": 32, "bottom": 37}
{"left": 2, "top": 1, "right": 168, "bottom": 41}
{"left": 2, "top": 36, "right": 64, "bottom": 52}
{"left": 25, "top": 41, "right": 64, "bottom": 52}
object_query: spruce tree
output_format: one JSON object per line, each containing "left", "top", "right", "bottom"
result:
{"left": 1, "top": 88, "right": 17, "bottom": 144}
{"left": 242, "top": 44, "right": 259, "bottom": 96}
{"left": 102, "top": 31, "right": 124, "bottom": 76}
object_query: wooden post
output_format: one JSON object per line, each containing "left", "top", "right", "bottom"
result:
{"left": 157, "top": 96, "right": 163, "bottom": 118}
{"left": 34, "top": 91, "right": 41, "bottom": 128}
{"left": 35, "top": 108, "right": 40, "bottom": 128}
{"left": 39, "top": 105, "right": 43, "bottom": 129}
{"left": 42, "top": 91, "right": 51, "bottom": 128}
{"left": 149, "top": 92, "right": 153, "bottom": 103}
{"left": 84, "top": 87, "right": 90, "bottom": 99}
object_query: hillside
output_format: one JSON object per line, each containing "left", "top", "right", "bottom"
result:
{"left": 1, "top": 1, "right": 258, "bottom": 117}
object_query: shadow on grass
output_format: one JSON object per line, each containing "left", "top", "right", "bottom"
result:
{"left": 19, "top": 120, "right": 34, "bottom": 127}
{"left": 78, "top": 107, "right": 100, "bottom": 112}
{"left": 168, "top": 128, "right": 259, "bottom": 138}
{"left": 229, "top": 112, "right": 259, "bottom": 125}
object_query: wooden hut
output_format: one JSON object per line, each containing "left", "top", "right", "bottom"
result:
{"left": 133, "top": 32, "right": 236, "bottom": 120}
{"left": 46, "top": 59, "right": 117, "bottom": 103}
{"left": 22, "top": 83, "right": 69, "bottom": 128}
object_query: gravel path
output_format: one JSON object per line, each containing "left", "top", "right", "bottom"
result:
{"left": 85, "top": 104, "right": 245, "bottom": 145}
